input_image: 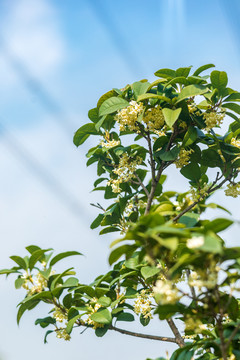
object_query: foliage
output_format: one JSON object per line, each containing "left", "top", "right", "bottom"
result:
{"left": 2, "top": 64, "right": 240, "bottom": 360}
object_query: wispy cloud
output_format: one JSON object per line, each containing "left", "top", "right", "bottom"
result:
{"left": 0, "top": 0, "right": 64, "bottom": 81}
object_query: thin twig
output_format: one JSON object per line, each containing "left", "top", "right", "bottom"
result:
{"left": 109, "top": 325, "right": 177, "bottom": 344}
{"left": 146, "top": 132, "right": 156, "bottom": 181}
{"left": 133, "top": 173, "right": 150, "bottom": 197}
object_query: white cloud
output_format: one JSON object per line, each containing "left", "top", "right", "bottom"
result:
{"left": 0, "top": 0, "right": 64, "bottom": 84}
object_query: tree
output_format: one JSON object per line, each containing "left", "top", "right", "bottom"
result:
{"left": 1, "top": 64, "right": 240, "bottom": 360}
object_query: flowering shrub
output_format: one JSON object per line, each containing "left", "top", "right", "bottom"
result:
{"left": 1, "top": 64, "right": 240, "bottom": 360}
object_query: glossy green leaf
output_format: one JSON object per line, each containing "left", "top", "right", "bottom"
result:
{"left": 141, "top": 266, "right": 160, "bottom": 280}
{"left": 98, "top": 296, "right": 112, "bottom": 307}
{"left": 162, "top": 108, "right": 182, "bottom": 128}
{"left": 116, "top": 312, "right": 135, "bottom": 322}
{"left": 180, "top": 162, "right": 201, "bottom": 181}
{"left": 90, "top": 214, "right": 104, "bottom": 229}
{"left": 192, "top": 63, "right": 215, "bottom": 76}
{"left": 90, "top": 308, "right": 112, "bottom": 324}
{"left": 176, "top": 84, "right": 208, "bottom": 103}
{"left": 99, "top": 97, "right": 129, "bottom": 116}
{"left": 132, "top": 81, "right": 150, "bottom": 97}
{"left": 154, "top": 68, "right": 176, "bottom": 79}
{"left": 73, "top": 123, "right": 99, "bottom": 146}
{"left": 10, "top": 256, "right": 27, "bottom": 270}
{"left": 50, "top": 251, "right": 82, "bottom": 267}
{"left": 210, "top": 70, "right": 228, "bottom": 92}
{"left": 222, "top": 102, "right": 240, "bottom": 115}
{"left": 182, "top": 126, "right": 197, "bottom": 146}
{"left": 137, "top": 93, "right": 171, "bottom": 103}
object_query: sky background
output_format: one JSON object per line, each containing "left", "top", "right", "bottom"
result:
{"left": 0, "top": 0, "right": 240, "bottom": 359}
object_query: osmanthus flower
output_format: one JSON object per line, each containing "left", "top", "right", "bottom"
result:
{"left": 108, "top": 153, "right": 142, "bottom": 193}
{"left": 153, "top": 280, "right": 181, "bottom": 305}
{"left": 187, "top": 236, "right": 204, "bottom": 249}
{"left": 143, "top": 105, "right": 165, "bottom": 131}
{"left": 231, "top": 137, "right": 240, "bottom": 149}
{"left": 115, "top": 100, "right": 144, "bottom": 131}
{"left": 134, "top": 289, "right": 154, "bottom": 319}
{"left": 56, "top": 328, "right": 71, "bottom": 341}
{"left": 83, "top": 300, "right": 104, "bottom": 330}
{"left": 189, "top": 183, "right": 209, "bottom": 201}
{"left": 175, "top": 148, "right": 194, "bottom": 168}
{"left": 184, "top": 315, "right": 206, "bottom": 334}
{"left": 203, "top": 108, "right": 226, "bottom": 131}
{"left": 225, "top": 183, "right": 240, "bottom": 198}
{"left": 52, "top": 307, "right": 68, "bottom": 323}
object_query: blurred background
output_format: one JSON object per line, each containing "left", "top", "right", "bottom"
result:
{"left": 0, "top": 0, "right": 239, "bottom": 359}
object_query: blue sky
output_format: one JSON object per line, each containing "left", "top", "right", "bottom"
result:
{"left": 0, "top": 1, "right": 239, "bottom": 359}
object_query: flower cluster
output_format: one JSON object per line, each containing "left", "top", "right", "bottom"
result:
{"left": 188, "top": 266, "right": 218, "bottom": 290}
{"left": 225, "top": 183, "right": 240, "bottom": 198}
{"left": 108, "top": 153, "right": 142, "bottom": 193}
{"left": 184, "top": 315, "right": 206, "bottom": 334}
{"left": 53, "top": 307, "right": 68, "bottom": 323}
{"left": 231, "top": 137, "right": 240, "bottom": 148}
{"left": 134, "top": 290, "right": 153, "bottom": 319}
{"left": 85, "top": 301, "right": 104, "bottom": 329}
{"left": 21, "top": 271, "right": 48, "bottom": 295}
{"left": 203, "top": 109, "right": 225, "bottom": 131}
{"left": 56, "top": 328, "right": 71, "bottom": 341}
{"left": 187, "top": 236, "right": 204, "bottom": 249}
{"left": 175, "top": 148, "right": 194, "bottom": 168}
{"left": 153, "top": 280, "right": 181, "bottom": 305}
{"left": 115, "top": 100, "right": 144, "bottom": 131}
{"left": 100, "top": 139, "right": 120, "bottom": 149}
{"left": 143, "top": 105, "right": 165, "bottom": 131}
{"left": 189, "top": 183, "right": 209, "bottom": 201}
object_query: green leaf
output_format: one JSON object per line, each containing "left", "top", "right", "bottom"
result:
{"left": 97, "top": 90, "right": 118, "bottom": 109}
{"left": 66, "top": 314, "right": 82, "bottom": 334}
{"left": 25, "top": 245, "right": 41, "bottom": 254}
{"left": 88, "top": 108, "right": 99, "bottom": 123}
{"left": 15, "top": 277, "right": 25, "bottom": 289}
{"left": 210, "top": 70, "right": 228, "bottom": 92}
{"left": 204, "top": 218, "right": 233, "bottom": 233}
{"left": 154, "top": 68, "right": 176, "bottom": 79}
{"left": 98, "top": 297, "right": 112, "bottom": 307}
{"left": 132, "top": 81, "right": 150, "bottom": 98}
{"left": 62, "top": 277, "right": 79, "bottom": 288}
{"left": 50, "top": 251, "right": 82, "bottom": 267}
{"left": 44, "top": 330, "right": 54, "bottom": 344}
{"left": 176, "top": 84, "right": 208, "bottom": 103}
{"left": 140, "top": 313, "right": 150, "bottom": 326}
{"left": 95, "top": 325, "right": 109, "bottom": 337}
{"left": 222, "top": 102, "right": 240, "bottom": 115}
{"left": 73, "top": 123, "right": 99, "bottom": 147}
{"left": 137, "top": 93, "right": 171, "bottom": 103}
{"left": 199, "top": 232, "right": 222, "bottom": 254}
{"left": 90, "top": 308, "right": 112, "bottom": 324}
{"left": 178, "top": 213, "right": 199, "bottom": 228}
{"left": 109, "top": 245, "right": 132, "bottom": 265}
{"left": 99, "top": 97, "right": 129, "bottom": 116}
{"left": 141, "top": 266, "right": 160, "bottom": 280}
{"left": 116, "top": 312, "right": 135, "bottom": 322}
{"left": 193, "top": 64, "right": 215, "bottom": 76}
{"left": 176, "top": 66, "right": 192, "bottom": 77}
{"left": 99, "top": 226, "right": 120, "bottom": 235}
{"left": 224, "top": 92, "right": 240, "bottom": 102}
{"left": 182, "top": 126, "right": 197, "bottom": 146}
{"left": 29, "top": 249, "right": 51, "bottom": 271}
{"left": 90, "top": 214, "right": 104, "bottom": 229}
{"left": 10, "top": 256, "right": 27, "bottom": 270}
{"left": 35, "top": 316, "right": 56, "bottom": 328}
{"left": 162, "top": 108, "right": 182, "bottom": 128}
{"left": 180, "top": 162, "right": 201, "bottom": 182}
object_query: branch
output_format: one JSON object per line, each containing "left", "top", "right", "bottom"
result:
{"left": 225, "top": 323, "right": 240, "bottom": 350}
{"left": 109, "top": 325, "right": 177, "bottom": 344}
{"left": 172, "top": 173, "right": 233, "bottom": 223}
{"left": 146, "top": 132, "right": 156, "bottom": 181}
{"left": 133, "top": 173, "right": 150, "bottom": 197}
{"left": 166, "top": 318, "right": 185, "bottom": 348}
